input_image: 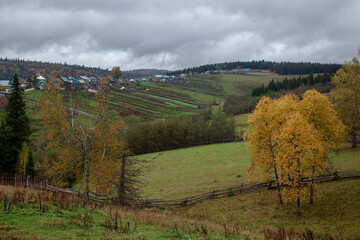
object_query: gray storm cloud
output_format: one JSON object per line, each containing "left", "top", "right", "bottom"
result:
{"left": 0, "top": 0, "right": 359, "bottom": 70}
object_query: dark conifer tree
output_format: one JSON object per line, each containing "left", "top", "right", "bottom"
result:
{"left": 2, "top": 73, "right": 31, "bottom": 172}
{"left": 26, "top": 147, "right": 35, "bottom": 176}
{"left": 0, "top": 120, "right": 9, "bottom": 172}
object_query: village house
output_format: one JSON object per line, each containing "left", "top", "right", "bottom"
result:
{"left": 37, "top": 76, "right": 46, "bottom": 89}
{"left": 0, "top": 80, "right": 11, "bottom": 91}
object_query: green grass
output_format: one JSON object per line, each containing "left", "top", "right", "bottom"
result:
{"left": 141, "top": 142, "right": 251, "bottom": 200}
{"left": 140, "top": 142, "right": 360, "bottom": 200}
{"left": 219, "top": 73, "right": 283, "bottom": 96}
{"left": 0, "top": 186, "right": 238, "bottom": 239}
{"left": 0, "top": 202, "right": 230, "bottom": 239}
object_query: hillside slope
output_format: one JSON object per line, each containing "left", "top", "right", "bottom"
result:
{"left": 139, "top": 143, "right": 360, "bottom": 200}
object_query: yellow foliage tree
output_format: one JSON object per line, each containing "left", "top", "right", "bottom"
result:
{"left": 247, "top": 94, "right": 299, "bottom": 204}
{"left": 111, "top": 66, "right": 122, "bottom": 80}
{"left": 37, "top": 71, "right": 127, "bottom": 205}
{"left": 299, "top": 90, "right": 346, "bottom": 203}
{"left": 276, "top": 112, "right": 325, "bottom": 216}
{"left": 247, "top": 90, "right": 345, "bottom": 215}
{"left": 331, "top": 57, "right": 360, "bottom": 148}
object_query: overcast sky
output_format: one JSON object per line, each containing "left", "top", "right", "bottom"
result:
{"left": 0, "top": 0, "right": 359, "bottom": 71}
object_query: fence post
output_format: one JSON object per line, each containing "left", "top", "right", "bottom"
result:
{"left": 181, "top": 198, "right": 188, "bottom": 206}
{"left": 333, "top": 171, "right": 339, "bottom": 181}
{"left": 26, "top": 175, "right": 29, "bottom": 188}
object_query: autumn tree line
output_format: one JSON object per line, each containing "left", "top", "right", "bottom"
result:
{"left": 172, "top": 60, "right": 341, "bottom": 75}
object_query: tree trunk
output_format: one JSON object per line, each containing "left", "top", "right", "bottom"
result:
{"left": 83, "top": 156, "right": 90, "bottom": 206}
{"left": 297, "top": 158, "right": 301, "bottom": 216}
{"left": 351, "top": 128, "right": 357, "bottom": 148}
{"left": 274, "top": 168, "right": 283, "bottom": 204}
{"left": 297, "top": 197, "right": 301, "bottom": 216}
{"left": 119, "top": 155, "right": 126, "bottom": 206}
{"left": 310, "top": 167, "right": 314, "bottom": 204}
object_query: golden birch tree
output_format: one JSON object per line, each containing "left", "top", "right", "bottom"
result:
{"left": 331, "top": 57, "right": 360, "bottom": 148}
{"left": 276, "top": 112, "right": 325, "bottom": 216}
{"left": 247, "top": 94, "right": 299, "bottom": 204}
{"left": 246, "top": 90, "right": 345, "bottom": 215}
{"left": 300, "top": 90, "right": 345, "bottom": 203}
{"left": 37, "top": 72, "right": 127, "bottom": 205}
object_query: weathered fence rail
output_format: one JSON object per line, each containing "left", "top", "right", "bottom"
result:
{"left": 1, "top": 170, "right": 360, "bottom": 207}
{"left": 191, "top": 137, "right": 244, "bottom": 146}
{"left": 0, "top": 173, "right": 105, "bottom": 204}
{"left": 138, "top": 170, "right": 360, "bottom": 207}
{"left": 0, "top": 172, "right": 47, "bottom": 190}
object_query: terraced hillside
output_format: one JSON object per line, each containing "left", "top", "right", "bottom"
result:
{"left": 22, "top": 72, "right": 286, "bottom": 120}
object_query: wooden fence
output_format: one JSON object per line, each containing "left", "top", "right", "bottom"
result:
{"left": 191, "top": 137, "right": 243, "bottom": 146}
{"left": 1, "top": 170, "right": 360, "bottom": 207}
{"left": 138, "top": 170, "right": 360, "bottom": 207}
{"left": 0, "top": 172, "right": 106, "bottom": 204}
{"left": 0, "top": 172, "right": 47, "bottom": 190}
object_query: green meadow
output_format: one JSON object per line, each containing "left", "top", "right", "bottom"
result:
{"left": 140, "top": 142, "right": 360, "bottom": 200}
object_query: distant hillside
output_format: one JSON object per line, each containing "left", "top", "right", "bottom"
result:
{"left": 123, "top": 69, "right": 168, "bottom": 79}
{"left": 172, "top": 60, "right": 342, "bottom": 75}
{"left": 0, "top": 58, "right": 167, "bottom": 79}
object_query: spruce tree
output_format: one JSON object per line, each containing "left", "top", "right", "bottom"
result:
{"left": 26, "top": 147, "right": 35, "bottom": 176}
{"left": 2, "top": 73, "right": 31, "bottom": 172}
{"left": 0, "top": 120, "right": 9, "bottom": 172}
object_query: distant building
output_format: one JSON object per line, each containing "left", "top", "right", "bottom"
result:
{"left": 0, "top": 80, "right": 11, "bottom": 91}
{"left": 37, "top": 76, "right": 46, "bottom": 89}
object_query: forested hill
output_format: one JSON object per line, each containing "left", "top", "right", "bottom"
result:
{"left": 172, "top": 60, "right": 342, "bottom": 75}
{"left": 0, "top": 58, "right": 167, "bottom": 79}
{"left": 0, "top": 58, "right": 110, "bottom": 79}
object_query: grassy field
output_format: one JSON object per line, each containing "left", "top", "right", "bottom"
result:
{"left": 0, "top": 185, "right": 234, "bottom": 240}
{"left": 219, "top": 73, "right": 284, "bottom": 96}
{"left": 140, "top": 142, "right": 360, "bottom": 200}
{"left": 2, "top": 179, "right": 359, "bottom": 239}
{"left": 173, "top": 178, "right": 360, "bottom": 238}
